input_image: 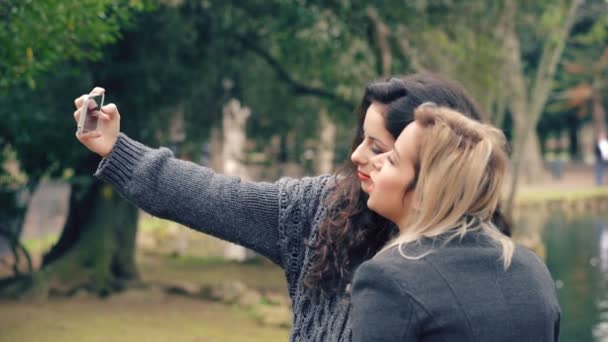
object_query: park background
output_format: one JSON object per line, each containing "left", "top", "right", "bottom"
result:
{"left": 1, "top": 0, "right": 607, "bottom": 341}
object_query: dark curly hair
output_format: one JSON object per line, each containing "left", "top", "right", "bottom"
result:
{"left": 304, "top": 73, "right": 511, "bottom": 295}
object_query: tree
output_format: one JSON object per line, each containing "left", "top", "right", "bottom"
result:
{"left": 503, "top": 0, "right": 585, "bottom": 218}
{"left": 360, "top": 2, "right": 507, "bottom": 123}
{"left": 0, "top": 0, "right": 149, "bottom": 296}
{"left": 552, "top": 1, "right": 608, "bottom": 139}
{"left": 34, "top": 0, "right": 241, "bottom": 296}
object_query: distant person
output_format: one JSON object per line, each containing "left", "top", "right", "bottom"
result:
{"left": 351, "top": 104, "right": 561, "bottom": 342}
{"left": 73, "top": 73, "right": 512, "bottom": 341}
{"left": 595, "top": 133, "right": 608, "bottom": 185}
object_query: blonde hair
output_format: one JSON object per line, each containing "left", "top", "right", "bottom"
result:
{"left": 382, "top": 103, "right": 514, "bottom": 268}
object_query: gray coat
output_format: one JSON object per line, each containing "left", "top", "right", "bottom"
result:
{"left": 351, "top": 232, "right": 561, "bottom": 342}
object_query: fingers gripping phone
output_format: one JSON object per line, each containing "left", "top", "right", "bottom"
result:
{"left": 77, "top": 90, "right": 105, "bottom": 135}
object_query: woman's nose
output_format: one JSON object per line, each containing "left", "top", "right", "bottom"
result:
{"left": 351, "top": 144, "right": 366, "bottom": 165}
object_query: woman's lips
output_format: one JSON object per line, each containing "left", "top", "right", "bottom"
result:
{"left": 357, "top": 171, "right": 371, "bottom": 182}
{"left": 359, "top": 171, "right": 374, "bottom": 193}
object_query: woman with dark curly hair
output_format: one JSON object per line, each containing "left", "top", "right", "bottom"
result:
{"left": 73, "top": 73, "right": 511, "bottom": 342}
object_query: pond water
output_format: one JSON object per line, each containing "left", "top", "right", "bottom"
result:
{"left": 517, "top": 210, "right": 608, "bottom": 341}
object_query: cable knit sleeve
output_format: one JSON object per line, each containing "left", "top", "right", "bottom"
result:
{"left": 95, "top": 132, "right": 313, "bottom": 266}
{"left": 275, "top": 175, "right": 333, "bottom": 298}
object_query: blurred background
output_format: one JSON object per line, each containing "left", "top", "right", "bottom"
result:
{"left": 0, "top": 0, "right": 607, "bottom": 341}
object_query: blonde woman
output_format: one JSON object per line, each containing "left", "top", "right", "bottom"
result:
{"left": 351, "top": 104, "right": 560, "bottom": 342}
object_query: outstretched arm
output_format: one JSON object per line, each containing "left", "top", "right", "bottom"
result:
{"left": 95, "top": 132, "right": 285, "bottom": 264}
{"left": 73, "top": 90, "right": 319, "bottom": 267}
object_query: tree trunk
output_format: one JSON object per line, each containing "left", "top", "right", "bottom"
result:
{"left": 503, "top": 0, "right": 582, "bottom": 218}
{"left": 502, "top": 0, "right": 546, "bottom": 184}
{"left": 1, "top": 162, "right": 139, "bottom": 298}
{"left": 593, "top": 93, "right": 607, "bottom": 137}
{"left": 43, "top": 179, "right": 138, "bottom": 295}
{"left": 316, "top": 107, "right": 336, "bottom": 175}
{"left": 209, "top": 125, "right": 224, "bottom": 172}
{"left": 366, "top": 6, "right": 392, "bottom": 77}
{"left": 519, "top": 133, "right": 546, "bottom": 184}
{"left": 221, "top": 98, "right": 253, "bottom": 262}
{"left": 0, "top": 181, "right": 33, "bottom": 275}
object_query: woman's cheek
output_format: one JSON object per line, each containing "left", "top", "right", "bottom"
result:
{"left": 377, "top": 172, "right": 397, "bottom": 197}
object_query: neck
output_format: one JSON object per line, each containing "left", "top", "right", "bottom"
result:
{"left": 396, "top": 216, "right": 410, "bottom": 234}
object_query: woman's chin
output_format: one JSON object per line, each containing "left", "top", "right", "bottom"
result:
{"left": 359, "top": 180, "right": 373, "bottom": 194}
{"left": 366, "top": 196, "right": 379, "bottom": 212}
{"left": 366, "top": 196, "right": 393, "bottom": 220}
{"left": 366, "top": 198, "right": 374, "bottom": 211}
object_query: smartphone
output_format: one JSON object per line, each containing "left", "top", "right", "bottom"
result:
{"left": 77, "top": 90, "right": 105, "bottom": 135}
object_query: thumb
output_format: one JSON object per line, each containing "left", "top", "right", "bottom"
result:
{"left": 101, "top": 103, "right": 120, "bottom": 120}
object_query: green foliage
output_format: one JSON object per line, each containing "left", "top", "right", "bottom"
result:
{"left": 3, "top": 0, "right": 604, "bottom": 200}
{"left": 0, "top": 0, "right": 154, "bottom": 239}
{"left": 544, "top": 0, "right": 608, "bottom": 136}
{"left": 0, "top": 0, "right": 531, "bottom": 183}
{"left": 1, "top": 1, "right": 213, "bottom": 185}
{"left": 0, "top": 0, "right": 153, "bottom": 93}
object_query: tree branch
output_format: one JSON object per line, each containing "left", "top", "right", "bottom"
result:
{"left": 529, "top": 0, "right": 583, "bottom": 119}
{"left": 366, "top": 6, "right": 392, "bottom": 77}
{"left": 503, "top": 0, "right": 583, "bottom": 218}
{"left": 234, "top": 35, "right": 353, "bottom": 111}
{"left": 395, "top": 25, "right": 426, "bottom": 72}
{"left": 593, "top": 90, "right": 607, "bottom": 137}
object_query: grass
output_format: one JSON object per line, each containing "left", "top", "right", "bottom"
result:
{"left": 21, "top": 232, "right": 58, "bottom": 255}
{"left": 0, "top": 295, "right": 289, "bottom": 342}
{"left": 515, "top": 186, "right": 608, "bottom": 204}
{"left": 0, "top": 248, "right": 289, "bottom": 342}
{"left": 1, "top": 220, "right": 290, "bottom": 342}
{"left": 138, "top": 253, "right": 287, "bottom": 294}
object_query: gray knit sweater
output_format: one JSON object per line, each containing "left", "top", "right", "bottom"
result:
{"left": 95, "top": 133, "right": 352, "bottom": 341}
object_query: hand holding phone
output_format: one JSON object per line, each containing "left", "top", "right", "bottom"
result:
{"left": 74, "top": 87, "right": 121, "bottom": 158}
{"left": 77, "top": 89, "right": 105, "bottom": 135}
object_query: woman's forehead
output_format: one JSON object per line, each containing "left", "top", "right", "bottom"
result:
{"left": 364, "top": 102, "right": 388, "bottom": 126}
{"left": 395, "top": 122, "right": 421, "bottom": 154}
{"left": 364, "top": 102, "right": 394, "bottom": 141}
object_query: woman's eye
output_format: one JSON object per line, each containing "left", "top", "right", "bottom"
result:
{"left": 370, "top": 143, "right": 385, "bottom": 154}
{"left": 371, "top": 147, "right": 384, "bottom": 154}
{"left": 387, "top": 155, "right": 395, "bottom": 165}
